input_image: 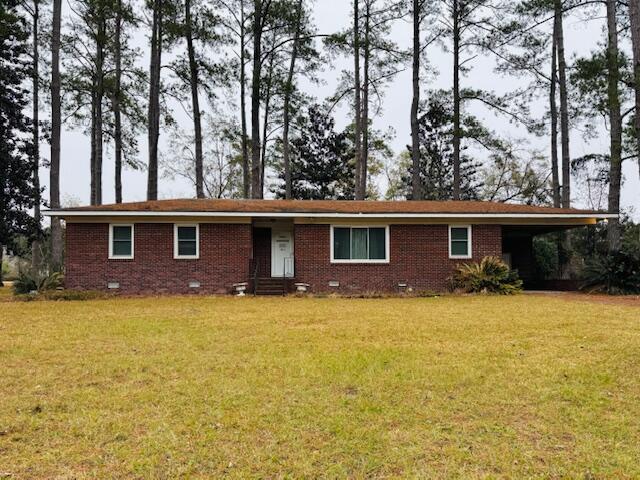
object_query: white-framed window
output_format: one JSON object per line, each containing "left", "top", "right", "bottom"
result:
{"left": 109, "top": 224, "right": 134, "bottom": 259}
{"left": 330, "top": 225, "right": 390, "bottom": 263}
{"left": 449, "top": 225, "right": 472, "bottom": 259}
{"left": 174, "top": 224, "right": 199, "bottom": 259}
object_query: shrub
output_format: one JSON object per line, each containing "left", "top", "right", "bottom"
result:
{"left": 13, "top": 271, "right": 64, "bottom": 295}
{"left": 12, "top": 270, "right": 38, "bottom": 294}
{"left": 532, "top": 235, "right": 559, "bottom": 280}
{"left": 450, "top": 256, "right": 523, "bottom": 295}
{"left": 581, "top": 250, "right": 640, "bottom": 295}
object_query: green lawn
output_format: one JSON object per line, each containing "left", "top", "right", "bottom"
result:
{"left": 1, "top": 289, "right": 639, "bottom": 478}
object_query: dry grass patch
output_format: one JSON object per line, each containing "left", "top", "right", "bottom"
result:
{"left": 1, "top": 287, "right": 639, "bottom": 478}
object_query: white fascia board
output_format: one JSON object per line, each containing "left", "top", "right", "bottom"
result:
{"left": 42, "top": 209, "right": 618, "bottom": 220}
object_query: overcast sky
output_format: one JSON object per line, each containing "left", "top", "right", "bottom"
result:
{"left": 40, "top": 1, "right": 639, "bottom": 218}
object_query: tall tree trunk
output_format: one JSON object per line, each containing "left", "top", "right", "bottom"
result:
{"left": 50, "top": 0, "right": 63, "bottom": 272}
{"left": 31, "top": 0, "right": 42, "bottom": 271}
{"left": 260, "top": 39, "right": 275, "bottom": 196}
{"left": 282, "top": 0, "right": 303, "bottom": 199}
{"left": 147, "top": 0, "right": 162, "bottom": 201}
{"left": 452, "top": 0, "right": 461, "bottom": 200}
{"left": 353, "top": 0, "right": 363, "bottom": 200}
{"left": 550, "top": 24, "right": 560, "bottom": 208}
{"left": 90, "top": 89, "right": 97, "bottom": 204}
{"left": 410, "top": 0, "right": 421, "bottom": 200}
{"left": 240, "top": 0, "right": 249, "bottom": 198}
{"left": 185, "top": 0, "right": 204, "bottom": 198}
{"left": 629, "top": 0, "right": 640, "bottom": 179}
{"left": 606, "top": 0, "right": 622, "bottom": 252}
{"left": 251, "top": 0, "right": 263, "bottom": 198}
{"left": 94, "top": 14, "right": 105, "bottom": 206}
{"left": 359, "top": 0, "right": 370, "bottom": 199}
{"left": 554, "top": 0, "right": 570, "bottom": 208}
{"left": 113, "top": 0, "right": 123, "bottom": 203}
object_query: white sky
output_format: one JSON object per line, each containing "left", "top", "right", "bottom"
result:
{"left": 39, "top": 1, "right": 639, "bottom": 218}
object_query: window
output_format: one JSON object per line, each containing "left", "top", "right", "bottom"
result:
{"left": 449, "top": 225, "right": 472, "bottom": 259}
{"left": 109, "top": 224, "right": 134, "bottom": 259}
{"left": 174, "top": 224, "right": 199, "bottom": 259}
{"left": 331, "top": 226, "right": 389, "bottom": 263}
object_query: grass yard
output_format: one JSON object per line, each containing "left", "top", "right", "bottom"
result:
{"left": 1, "top": 289, "right": 639, "bottom": 478}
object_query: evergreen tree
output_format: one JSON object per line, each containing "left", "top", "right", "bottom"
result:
{"left": 164, "top": 0, "right": 228, "bottom": 199}
{"left": 274, "top": 105, "right": 355, "bottom": 199}
{"left": 403, "top": 93, "right": 481, "bottom": 200}
{"left": 570, "top": 48, "right": 635, "bottom": 222}
{"left": 325, "top": 0, "right": 405, "bottom": 199}
{"left": 62, "top": 0, "right": 146, "bottom": 205}
{"left": 0, "top": 0, "right": 37, "bottom": 284}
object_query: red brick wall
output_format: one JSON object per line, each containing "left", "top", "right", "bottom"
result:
{"left": 65, "top": 223, "right": 252, "bottom": 294}
{"left": 65, "top": 222, "right": 502, "bottom": 294}
{"left": 294, "top": 224, "right": 502, "bottom": 293}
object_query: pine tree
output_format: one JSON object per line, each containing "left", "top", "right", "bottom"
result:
{"left": 50, "top": 0, "right": 63, "bottom": 270}
{"left": 403, "top": 94, "right": 480, "bottom": 200}
{"left": 0, "top": 0, "right": 37, "bottom": 284}
{"left": 605, "top": 0, "right": 622, "bottom": 252}
{"left": 63, "top": 0, "right": 146, "bottom": 205}
{"left": 163, "top": 0, "right": 227, "bottom": 199}
{"left": 326, "top": 0, "right": 405, "bottom": 199}
{"left": 274, "top": 105, "right": 355, "bottom": 199}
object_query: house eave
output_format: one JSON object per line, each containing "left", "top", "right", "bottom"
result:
{"left": 42, "top": 209, "right": 617, "bottom": 221}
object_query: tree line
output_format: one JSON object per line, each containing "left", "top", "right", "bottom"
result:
{"left": 1, "top": 0, "right": 640, "bottom": 279}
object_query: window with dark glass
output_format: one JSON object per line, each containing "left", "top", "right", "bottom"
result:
{"left": 332, "top": 227, "right": 387, "bottom": 261}
{"left": 176, "top": 225, "right": 198, "bottom": 258}
{"left": 450, "top": 226, "right": 471, "bottom": 257}
{"left": 111, "top": 225, "right": 132, "bottom": 257}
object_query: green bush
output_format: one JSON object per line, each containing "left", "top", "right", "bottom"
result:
{"left": 12, "top": 270, "right": 37, "bottom": 294}
{"left": 13, "top": 271, "right": 64, "bottom": 295}
{"left": 450, "top": 256, "right": 523, "bottom": 295}
{"left": 581, "top": 250, "right": 640, "bottom": 295}
{"left": 532, "top": 235, "right": 559, "bottom": 280}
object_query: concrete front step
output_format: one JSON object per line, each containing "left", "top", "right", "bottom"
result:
{"left": 254, "top": 277, "right": 293, "bottom": 295}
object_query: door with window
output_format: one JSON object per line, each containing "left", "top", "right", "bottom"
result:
{"left": 271, "top": 228, "right": 294, "bottom": 278}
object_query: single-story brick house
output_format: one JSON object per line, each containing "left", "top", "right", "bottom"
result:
{"left": 44, "top": 199, "right": 614, "bottom": 295}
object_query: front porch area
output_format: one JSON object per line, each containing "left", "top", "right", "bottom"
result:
{"left": 250, "top": 220, "right": 296, "bottom": 295}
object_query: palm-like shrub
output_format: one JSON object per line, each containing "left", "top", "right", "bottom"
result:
{"left": 581, "top": 251, "right": 640, "bottom": 295}
{"left": 13, "top": 271, "right": 64, "bottom": 295}
{"left": 450, "top": 256, "right": 523, "bottom": 295}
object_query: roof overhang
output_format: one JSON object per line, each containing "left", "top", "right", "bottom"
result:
{"left": 42, "top": 209, "right": 617, "bottom": 220}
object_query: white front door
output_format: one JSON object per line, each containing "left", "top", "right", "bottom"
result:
{"left": 271, "top": 228, "right": 294, "bottom": 278}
